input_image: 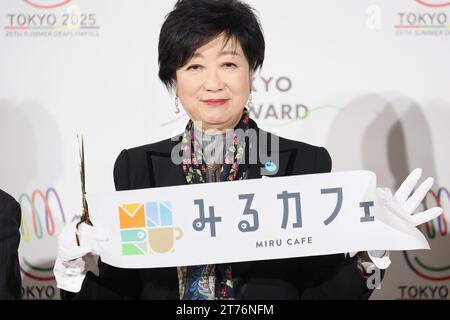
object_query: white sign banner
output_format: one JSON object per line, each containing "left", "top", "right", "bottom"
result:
{"left": 87, "top": 171, "right": 429, "bottom": 269}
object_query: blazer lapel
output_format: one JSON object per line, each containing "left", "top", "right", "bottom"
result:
{"left": 247, "top": 123, "right": 297, "bottom": 179}
{"left": 142, "top": 138, "right": 186, "bottom": 298}
{"left": 146, "top": 138, "right": 187, "bottom": 188}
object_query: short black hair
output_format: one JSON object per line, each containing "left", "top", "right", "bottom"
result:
{"left": 158, "top": 0, "right": 265, "bottom": 90}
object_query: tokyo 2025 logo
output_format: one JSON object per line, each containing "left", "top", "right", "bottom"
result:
{"left": 19, "top": 188, "right": 67, "bottom": 282}
{"left": 415, "top": 1, "right": 450, "bottom": 8}
{"left": 24, "top": 0, "right": 72, "bottom": 9}
{"left": 403, "top": 187, "right": 449, "bottom": 281}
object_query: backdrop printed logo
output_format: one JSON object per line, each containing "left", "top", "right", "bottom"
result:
{"left": 18, "top": 187, "right": 75, "bottom": 299}
{"left": 403, "top": 187, "right": 450, "bottom": 282}
{"left": 160, "top": 74, "right": 340, "bottom": 129}
{"left": 394, "top": 0, "right": 450, "bottom": 36}
{"left": 415, "top": 0, "right": 450, "bottom": 7}
{"left": 3, "top": 0, "right": 100, "bottom": 38}
{"left": 119, "top": 201, "right": 183, "bottom": 255}
{"left": 24, "top": 0, "right": 72, "bottom": 9}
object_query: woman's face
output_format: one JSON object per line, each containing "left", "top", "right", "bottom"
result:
{"left": 175, "top": 34, "right": 252, "bottom": 132}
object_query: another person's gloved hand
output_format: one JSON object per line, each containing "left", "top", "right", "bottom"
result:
{"left": 53, "top": 221, "right": 108, "bottom": 293}
{"left": 350, "top": 168, "right": 443, "bottom": 270}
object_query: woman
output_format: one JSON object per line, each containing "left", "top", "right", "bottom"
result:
{"left": 54, "top": 0, "right": 440, "bottom": 300}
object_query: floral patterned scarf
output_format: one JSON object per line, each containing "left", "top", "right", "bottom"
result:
{"left": 178, "top": 109, "right": 251, "bottom": 300}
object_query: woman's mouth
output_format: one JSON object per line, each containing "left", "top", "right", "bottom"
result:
{"left": 201, "top": 99, "right": 229, "bottom": 106}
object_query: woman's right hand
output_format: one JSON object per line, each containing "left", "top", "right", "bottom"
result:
{"left": 53, "top": 221, "right": 108, "bottom": 293}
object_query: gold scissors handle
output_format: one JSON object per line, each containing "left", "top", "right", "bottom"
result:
{"left": 76, "top": 135, "right": 92, "bottom": 246}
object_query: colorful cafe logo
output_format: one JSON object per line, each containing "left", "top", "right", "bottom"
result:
{"left": 119, "top": 201, "right": 183, "bottom": 255}
{"left": 415, "top": 0, "right": 450, "bottom": 7}
{"left": 403, "top": 187, "right": 450, "bottom": 281}
{"left": 24, "top": 0, "right": 72, "bottom": 9}
{"left": 18, "top": 188, "right": 67, "bottom": 281}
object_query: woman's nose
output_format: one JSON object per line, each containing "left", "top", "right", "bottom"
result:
{"left": 203, "top": 69, "right": 223, "bottom": 92}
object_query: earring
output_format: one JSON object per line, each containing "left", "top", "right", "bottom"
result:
{"left": 247, "top": 91, "right": 254, "bottom": 109}
{"left": 174, "top": 96, "right": 180, "bottom": 114}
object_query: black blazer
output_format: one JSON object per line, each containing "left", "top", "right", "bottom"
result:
{"left": 63, "top": 120, "right": 374, "bottom": 300}
{"left": 0, "top": 189, "right": 22, "bottom": 299}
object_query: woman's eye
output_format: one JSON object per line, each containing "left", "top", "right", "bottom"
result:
{"left": 223, "top": 62, "right": 237, "bottom": 68}
{"left": 187, "top": 64, "right": 202, "bottom": 71}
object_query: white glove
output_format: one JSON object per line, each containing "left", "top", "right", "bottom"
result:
{"left": 347, "top": 250, "right": 391, "bottom": 270}
{"left": 54, "top": 221, "right": 108, "bottom": 293}
{"left": 376, "top": 168, "right": 442, "bottom": 227}
{"left": 348, "top": 168, "right": 443, "bottom": 270}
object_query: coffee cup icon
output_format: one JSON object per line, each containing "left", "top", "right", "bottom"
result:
{"left": 148, "top": 226, "right": 183, "bottom": 253}
{"left": 146, "top": 201, "right": 183, "bottom": 254}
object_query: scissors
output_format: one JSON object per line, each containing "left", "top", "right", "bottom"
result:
{"left": 75, "top": 135, "right": 93, "bottom": 246}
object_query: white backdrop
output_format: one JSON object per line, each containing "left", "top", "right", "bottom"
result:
{"left": 0, "top": 0, "right": 449, "bottom": 300}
